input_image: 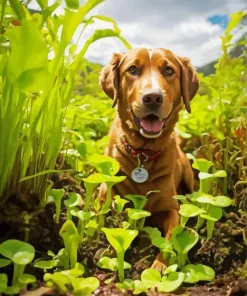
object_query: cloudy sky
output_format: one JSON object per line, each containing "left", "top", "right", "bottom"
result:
{"left": 30, "top": 0, "right": 246, "bottom": 67}
{"left": 79, "top": 0, "right": 246, "bottom": 67}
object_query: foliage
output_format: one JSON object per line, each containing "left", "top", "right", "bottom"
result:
{"left": 0, "top": 0, "right": 131, "bottom": 204}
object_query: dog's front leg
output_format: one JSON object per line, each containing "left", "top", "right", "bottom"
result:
{"left": 150, "top": 209, "right": 179, "bottom": 272}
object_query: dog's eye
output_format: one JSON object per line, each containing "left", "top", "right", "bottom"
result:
{"left": 127, "top": 65, "right": 138, "bottom": 75}
{"left": 163, "top": 66, "right": 174, "bottom": 76}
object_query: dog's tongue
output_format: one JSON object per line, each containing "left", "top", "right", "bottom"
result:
{"left": 140, "top": 117, "right": 163, "bottom": 133}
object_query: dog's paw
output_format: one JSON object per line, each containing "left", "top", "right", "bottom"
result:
{"left": 151, "top": 259, "right": 167, "bottom": 274}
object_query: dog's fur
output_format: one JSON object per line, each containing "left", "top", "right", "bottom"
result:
{"left": 99, "top": 48, "right": 199, "bottom": 269}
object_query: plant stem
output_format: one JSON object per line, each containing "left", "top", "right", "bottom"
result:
{"left": 55, "top": 200, "right": 62, "bottom": 223}
{"left": 196, "top": 216, "right": 205, "bottom": 231}
{"left": 207, "top": 220, "right": 215, "bottom": 239}
{"left": 12, "top": 263, "right": 25, "bottom": 285}
{"left": 102, "top": 184, "right": 113, "bottom": 212}
{"left": 117, "top": 252, "right": 125, "bottom": 283}
{"left": 180, "top": 216, "right": 189, "bottom": 227}
{"left": 177, "top": 253, "right": 187, "bottom": 269}
{"left": 84, "top": 184, "right": 95, "bottom": 212}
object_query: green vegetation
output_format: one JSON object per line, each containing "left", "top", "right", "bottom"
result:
{"left": 0, "top": 0, "right": 246, "bottom": 295}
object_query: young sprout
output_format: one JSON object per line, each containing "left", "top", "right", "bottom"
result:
{"left": 151, "top": 236, "right": 176, "bottom": 262}
{"left": 47, "top": 188, "right": 65, "bottom": 223}
{"left": 113, "top": 195, "right": 129, "bottom": 213}
{"left": 59, "top": 220, "right": 81, "bottom": 269}
{"left": 198, "top": 170, "right": 227, "bottom": 194}
{"left": 192, "top": 158, "right": 214, "bottom": 173}
{"left": 102, "top": 228, "right": 138, "bottom": 282}
{"left": 196, "top": 194, "right": 232, "bottom": 236}
{"left": 125, "top": 194, "right": 148, "bottom": 210}
{"left": 170, "top": 226, "right": 199, "bottom": 268}
{"left": 89, "top": 154, "right": 120, "bottom": 176}
{"left": 0, "top": 240, "right": 35, "bottom": 286}
{"left": 64, "top": 192, "right": 83, "bottom": 220}
{"left": 182, "top": 264, "right": 215, "bottom": 283}
{"left": 70, "top": 209, "right": 95, "bottom": 237}
{"left": 126, "top": 208, "right": 151, "bottom": 229}
{"left": 140, "top": 268, "right": 184, "bottom": 293}
{"left": 97, "top": 256, "right": 131, "bottom": 271}
{"left": 179, "top": 204, "right": 206, "bottom": 227}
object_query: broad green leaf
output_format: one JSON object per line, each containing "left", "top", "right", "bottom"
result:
{"left": 197, "top": 194, "right": 232, "bottom": 207}
{"left": 7, "top": 19, "right": 51, "bottom": 92}
{"left": 182, "top": 264, "right": 215, "bottom": 283}
{"left": 18, "top": 274, "right": 36, "bottom": 284}
{"left": 90, "top": 154, "right": 120, "bottom": 176}
{"left": 0, "top": 239, "right": 35, "bottom": 265}
{"left": 0, "top": 273, "right": 7, "bottom": 293}
{"left": 34, "top": 260, "right": 57, "bottom": 269}
{"left": 163, "top": 264, "right": 178, "bottom": 275}
{"left": 97, "top": 257, "right": 131, "bottom": 271}
{"left": 214, "top": 170, "right": 227, "bottom": 177}
{"left": 65, "top": 0, "right": 79, "bottom": 9}
{"left": 102, "top": 228, "right": 138, "bottom": 253}
{"left": 141, "top": 268, "right": 161, "bottom": 288}
{"left": 125, "top": 194, "right": 148, "bottom": 210}
{"left": 171, "top": 226, "right": 199, "bottom": 254}
{"left": 151, "top": 237, "right": 175, "bottom": 255}
{"left": 158, "top": 272, "right": 184, "bottom": 292}
{"left": 192, "top": 159, "right": 213, "bottom": 173}
{"left": 0, "top": 259, "right": 11, "bottom": 268}
{"left": 126, "top": 208, "right": 151, "bottom": 220}
{"left": 64, "top": 192, "right": 83, "bottom": 208}
{"left": 179, "top": 204, "right": 206, "bottom": 217}
{"left": 72, "top": 277, "right": 99, "bottom": 296}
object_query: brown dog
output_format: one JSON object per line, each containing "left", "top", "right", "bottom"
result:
{"left": 100, "top": 48, "right": 199, "bottom": 270}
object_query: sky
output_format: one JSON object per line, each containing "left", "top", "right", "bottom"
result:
{"left": 30, "top": 0, "right": 246, "bottom": 67}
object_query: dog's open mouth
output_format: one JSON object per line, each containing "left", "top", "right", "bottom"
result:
{"left": 132, "top": 112, "right": 165, "bottom": 138}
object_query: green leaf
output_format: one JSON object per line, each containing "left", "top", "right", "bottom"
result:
{"left": 171, "top": 226, "right": 199, "bottom": 254}
{"left": 6, "top": 19, "right": 51, "bottom": 92}
{"left": 102, "top": 228, "right": 138, "bottom": 253}
{"left": 126, "top": 208, "right": 151, "bottom": 220}
{"left": 141, "top": 268, "right": 161, "bottom": 289}
{"left": 0, "top": 258, "right": 11, "bottom": 268}
{"left": 192, "top": 159, "right": 213, "bottom": 173}
{"left": 0, "top": 239, "right": 35, "bottom": 265}
{"left": 158, "top": 272, "right": 184, "bottom": 292}
{"left": 198, "top": 172, "right": 214, "bottom": 180}
{"left": 151, "top": 237, "right": 175, "bottom": 255}
{"left": 34, "top": 259, "right": 57, "bottom": 269}
{"left": 18, "top": 274, "right": 36, "bottom": 284}
{"left": 64, "top": 192, "right": 83, "bottom": 208}
{"left": 90, "top": 154, "right": 120, "bottom": 176}
{"left": 182, "top": 264, "right": 215, "bottom": 283}
{"left": 0, "top": 273, "right": 7, "bottom": 293}
{"left": 113, "top": 195, "right": 129, "bottom": 213}
{"left": 179, "top": 204, "right": 206, "bottom": 217}
{"left": 197, "top": 194, "right": 232, "bottom": 207}
{"left": 125, "top": 194, "right": 148, "bottom": 210}
{"left": 163, "top": 264, "right": 178, "bottom": 275}
{"left": 97, "top": 257, "right": 131, "bottom": 271}
{"left": 214, "top": 170, "right": 227, "bottom": 177}
{"left": 65, "top": 0, "right": 79, "bottom": 9}
{"left": 72, "top": 277, "right": 99, "bottom": 296}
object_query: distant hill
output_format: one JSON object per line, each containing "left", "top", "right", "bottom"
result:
{"left": 197, "top": 33, "right": 247, "bottom": 76}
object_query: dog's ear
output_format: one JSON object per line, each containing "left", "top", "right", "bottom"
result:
{"left": 100, "top": 53, "right": 123, "bottom": 108}
{"left": 177, "top": 57, "right": 199, "bottom": 113}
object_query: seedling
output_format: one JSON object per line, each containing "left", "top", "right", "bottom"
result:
{"left": 0, "top": 239, "right": 35, "bottom": 286}
{"left": 90, "top": 154, "right": 120, "bottom": 176}
{"left": 113, "top": 195, "right": 129, "bottom": 213}
{"left": 171, "top": 226, "right": 199, "bottom": 268}
{"left": 97, "top": 256, "right": 131, "bottom": 271}
{"left": 102, "top": 228, "right": 138, "bottom": 282}
{"left": 182, "top": 264, "right": 215, "bottom": 283}
{"left": 194, "top": 194, "right": 232, "bottom": 237}
{"left": 34, "top": 248, "right": 67, "bottom": 270}
{"left": 64, "top": 192, "right": 83, "bottom": 220}
{"left": 179, "top": 204, "right": 206, "bottom": 227}
{"left": 47, "top": 188, "right": 65, "bottom": 223}
{"left": 70, "top": 209, "right": 95, "bottom": 237}
{"left": 44, "top": 263, "right": 98, "bottom": 295}
{"left": 125, "top": 194, "right": 148, "bottom": 210}
{"left": 59, "top": 220, "right": 81, "bottom": 269}
{"left": 126, "top": 208, "right": 151, "bottom": 229}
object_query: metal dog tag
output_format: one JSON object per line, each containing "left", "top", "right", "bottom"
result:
{"left": 131, "top": 166, "right": 149, "bottom": 183}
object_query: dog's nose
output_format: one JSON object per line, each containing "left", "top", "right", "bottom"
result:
{"left": 141, "top": 89, "right": 163, "bottom": 108}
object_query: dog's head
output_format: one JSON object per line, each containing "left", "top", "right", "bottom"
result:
{"left": 100, "top": 48, "right": 199, "bottom": 138}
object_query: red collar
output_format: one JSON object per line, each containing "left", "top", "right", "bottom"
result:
{"left": 120, "top": 137, "right": 162, "bottom": 162}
